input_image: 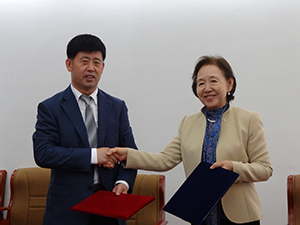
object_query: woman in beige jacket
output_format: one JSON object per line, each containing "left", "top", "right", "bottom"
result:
{"left": 109, "top": 56, "right": 272, "bottom": 225}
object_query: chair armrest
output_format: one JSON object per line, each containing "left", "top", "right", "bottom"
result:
{"left": 0, "top": 207, "right": 9, "bottom": 223}
{"left": 0, "top": 207, "right": 8, "bottom": 212}
{"left": 0, "top": 207, "right": 9, "bottom": 225}
{"left": 155, "top": 220, "right": 168, "bottom": 225}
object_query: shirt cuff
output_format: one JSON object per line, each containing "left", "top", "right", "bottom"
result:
{"left": 115, "top": 180, "right": 129, "bottom": 191}
{"left": 91, "top": 148, "right": 97, "bottom": 164}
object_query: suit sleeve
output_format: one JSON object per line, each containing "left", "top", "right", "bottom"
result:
{"left": 115, "top": 101, "right": 138, "bottom": 193}
{"left": 33, "top": 101, "right": 91, "bottom": 172}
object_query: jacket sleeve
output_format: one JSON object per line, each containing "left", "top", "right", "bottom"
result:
{"left": 125, "top": 117, "right": 184, "bottom": 172}
{"left": 232, "top": 112, "right": 273, "bottom": 183}
{"left": 115, "top": 101, "right": 138, "bottom": 193}
{"left": 33, "top": 101, "right": 91, "bottom": 172}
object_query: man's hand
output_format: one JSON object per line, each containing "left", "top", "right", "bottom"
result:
{"left": 210, "top": 160, "right": 233, "bottom": 171}
{"left": 112, "top": 183, "right": 128, "bottom": 196}
{"left": 97, "top": 147, "right": 118, "bottom": 169}
{"left": 107, "top": 147, "right": 128, "bottom": 161}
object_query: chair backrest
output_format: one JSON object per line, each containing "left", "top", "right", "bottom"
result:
{"left": 127, "top": 174, "right": 166, "bottom": 225}
{"left": 9, "top": 167, "right": 50, "bottom": 225}
{"left": 4, "top": 168, "right": 166, "bottom": 225}
{"left": 288, "top": 174, "right": 300, "bottom": 225}
{"left": 0, "top": 170, "right": 7, "bottom": 220}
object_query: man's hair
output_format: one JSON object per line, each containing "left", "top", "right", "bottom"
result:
{"left": 66, "top": 34, "right": 106, "bottom": 60}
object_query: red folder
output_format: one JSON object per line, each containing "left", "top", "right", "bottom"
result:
{"left": 71, "top": 190, "right": 155, "bottom": 220}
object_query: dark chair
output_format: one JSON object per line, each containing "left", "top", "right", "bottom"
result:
{"left": 287, "top": 174, "right": 300, "bottom": 225}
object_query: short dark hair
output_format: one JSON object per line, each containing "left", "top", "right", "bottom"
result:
{"left": 191, "top": 55, "right": 237, "bottom": 102}
{"left": 66, "top": 34, "right": 106, "bottom": 60}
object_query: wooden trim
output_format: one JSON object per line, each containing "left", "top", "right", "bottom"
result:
{"left": 0, "top": 169, "right": 18, "bottom": 225}
{"left": 0, "top": 171, "right": 7, "bottom": 208}
{"left": 155, "top": 220, "right": 168, "bottom": 225}
{"left": 0, "top": 170, "right": 7, "bottom": 221}
{"left": 288, "top": 175, "right": 295, "bottom": 225}
{"left": 6, "top": 169, "right": 18, "bottom": 221}
{"left": 158, "top": 175, "right": 166, "bottom": 222}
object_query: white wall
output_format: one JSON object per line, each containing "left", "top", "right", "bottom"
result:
{"left": 0, "top": 0, "right": 298, "bottom": 224}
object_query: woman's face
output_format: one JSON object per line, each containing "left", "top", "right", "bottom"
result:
{"left": 196, "top": 64, "right": 233, "bottom": 110}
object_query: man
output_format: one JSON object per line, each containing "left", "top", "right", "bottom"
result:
{"left": 33, "top": 34, "right": 137, "bottom": 225}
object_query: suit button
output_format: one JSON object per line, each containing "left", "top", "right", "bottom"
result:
{"left": 88, "top": 186, "right": 93, "bottom": 190}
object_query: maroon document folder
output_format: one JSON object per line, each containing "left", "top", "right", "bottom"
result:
{"left": 71, "top": 190, "right": 155, "bottom": 220}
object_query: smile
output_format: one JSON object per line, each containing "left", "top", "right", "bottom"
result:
{"left": 204, "top": 95, "right": 215, "bottom": 100}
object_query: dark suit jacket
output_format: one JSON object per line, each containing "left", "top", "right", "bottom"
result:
{"left": 33, "top": 86, "right": 137, "bottom": 225}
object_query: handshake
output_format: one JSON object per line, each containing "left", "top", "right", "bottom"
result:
{"left": 97, "top": 147, "right": 128, "bottom": 169}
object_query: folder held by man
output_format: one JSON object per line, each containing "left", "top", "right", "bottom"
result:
{"left": 163, "top": 161, "right": 239, "bottom": 225}
{"left": 71, "top": 190, "right": 155, "bottom": 220}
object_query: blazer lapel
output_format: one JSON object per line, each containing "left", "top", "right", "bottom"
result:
{"left": 61, "top": 86, "right": 89, "bottom": 146}
{"left": 97, "top": 89, "right": 111, "bottom": 146}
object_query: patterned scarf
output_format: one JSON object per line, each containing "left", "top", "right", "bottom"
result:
{"left": 202, "top": 102, "right": 229, "bottom": 164}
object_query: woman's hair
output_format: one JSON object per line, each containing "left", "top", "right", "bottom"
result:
{"left": 191, "top": 55, "right": 237, "bottom": 102}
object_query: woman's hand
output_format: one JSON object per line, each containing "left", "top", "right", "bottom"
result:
{"left": 107, "top": 147, "right": 128, "bottom": 162}
{"left": 210, "top": 160, "right": 233, "bottom": 171}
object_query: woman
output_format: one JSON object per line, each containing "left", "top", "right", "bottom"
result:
{"left": 108, "top": 56, "right": 272, "bottom": 225}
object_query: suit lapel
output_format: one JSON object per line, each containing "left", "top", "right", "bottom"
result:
{"left": 97, "top": 89, "right": 111, "bottom": 146}
{"left": 61, "top": 86, "right": 89, "bottom": 146}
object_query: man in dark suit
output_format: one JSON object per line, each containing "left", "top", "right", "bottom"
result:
{"left": 33, "top": 34, "right": 137, "bottom": 225}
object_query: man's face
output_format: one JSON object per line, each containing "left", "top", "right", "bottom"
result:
{"left": 66, "top": 51, "right": 105, "bottom": 95}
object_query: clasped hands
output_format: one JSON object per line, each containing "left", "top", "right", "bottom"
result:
{"left": 97, "top": 147, "right": 128, "bottom": 169}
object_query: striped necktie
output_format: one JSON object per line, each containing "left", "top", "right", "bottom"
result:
{"left": 80, "top": 95, "right": 97, "bottom": 148}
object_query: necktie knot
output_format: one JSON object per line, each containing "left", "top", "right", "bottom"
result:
{"left": 80, "top": 94, "right": 92, "bottom": 105}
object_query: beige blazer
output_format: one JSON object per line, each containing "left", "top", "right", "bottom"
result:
{"left": 125, "top": 103, "right": 272, "bottom": 223}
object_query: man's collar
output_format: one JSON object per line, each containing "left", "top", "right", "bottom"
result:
{"left": 70, "top": 84, "right": 98, "bottom": 103}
